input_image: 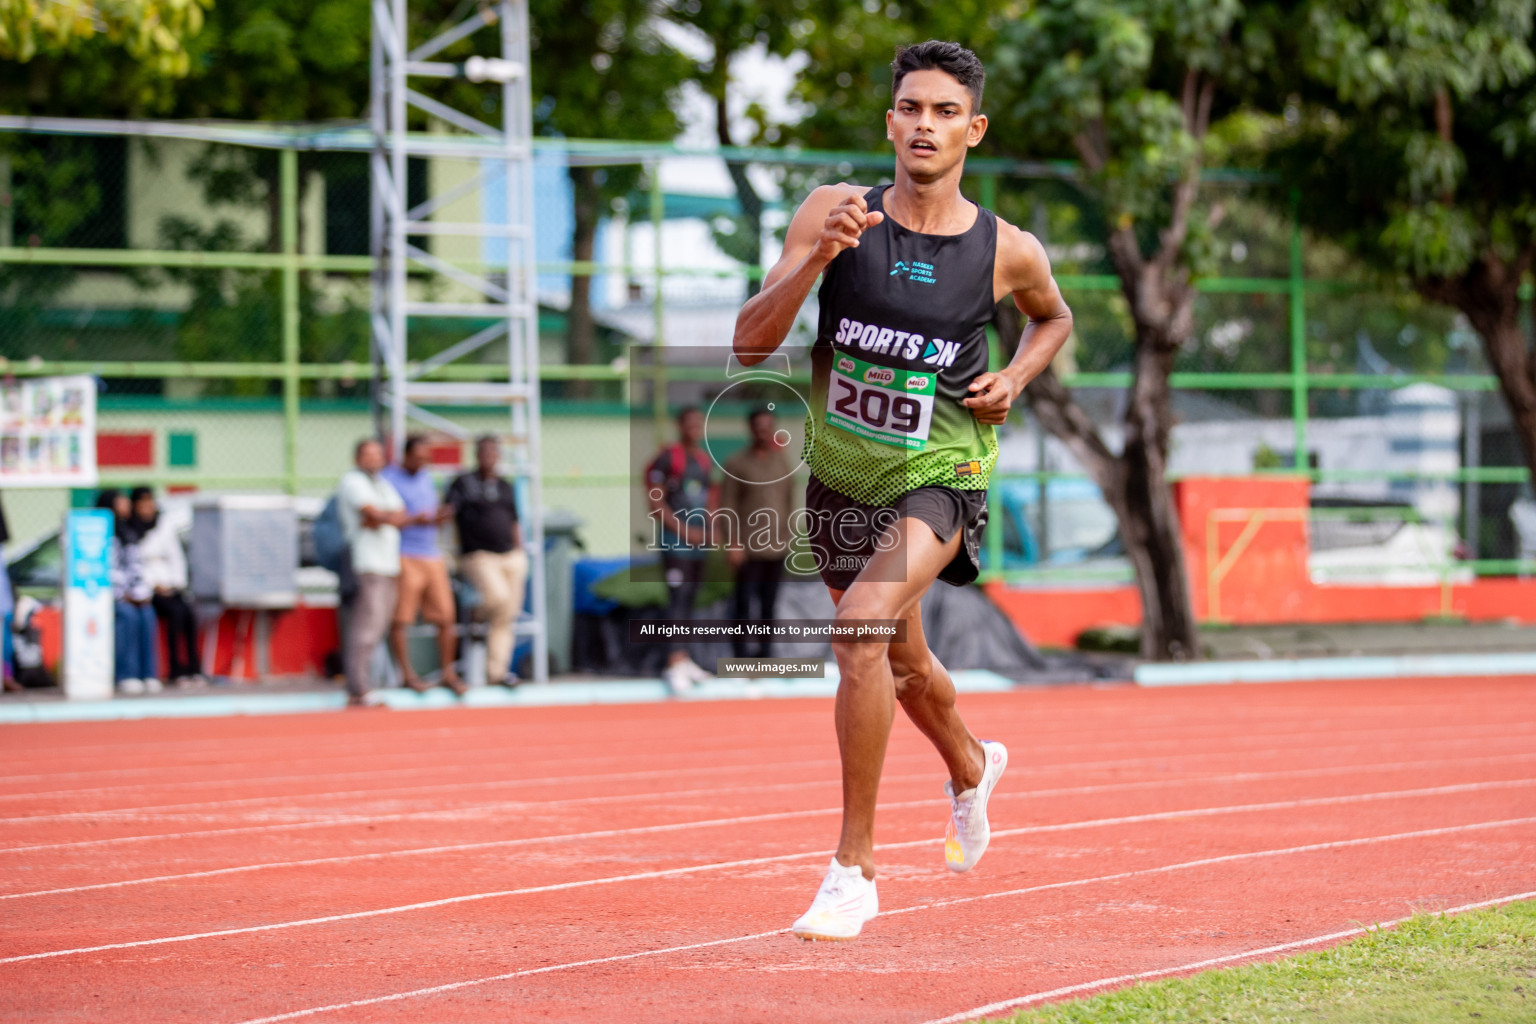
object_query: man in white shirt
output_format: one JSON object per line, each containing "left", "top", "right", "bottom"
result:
{"left": 337, "top": 438, "right": 413, "bottom": 705}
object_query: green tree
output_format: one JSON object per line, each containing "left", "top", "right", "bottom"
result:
{"left": 0, "top": 0, "right": 209, "bottom": 356}
{"left": 0, "top": 136, "right": 118, "bottom": 360}
{"left": 775, "top": 4, "right": 1224, "bottom": 658}
{"left": 1267, "top": 0, "right": 1536, "bottom": 492}
{"left": 0, "top": 0, "right": 208, "bottom": 74}
{"left": 2, "top": 1, "right": 689, "bottom": 374}
{"left": 780, "top": 1, "right": 1001, "bottom": 152}
{"left": 531, "top": 0, "right": 688, "bottom": 369}
{"left": 0, "top": 0, "right": 391, "bottom": 377}
{"left": 749, "top": 1, "right": 1011, "bottom": 245}
{"left": 662, "top": 0, "right": 803, "bottom": 295}
{"left": 983, "top": 0, "right": 1283, "bottom": 659}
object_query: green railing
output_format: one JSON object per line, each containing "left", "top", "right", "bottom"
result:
{"left": 1, "top": 122, "right": 1532, "bottom": 581}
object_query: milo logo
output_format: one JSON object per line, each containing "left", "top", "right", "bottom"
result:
{"left": 905, "top": 375, "right": 930, "bottom": 391}
{"left": 837, "top": 357, "right": 855, "bottom": 374}
{"left": 863, "top": 366, "right": 895, "bottom": 385}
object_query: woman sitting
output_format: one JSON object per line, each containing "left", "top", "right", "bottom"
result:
{"left": 132, "top": 487, "right": 207, "bottom": 689}
{"left": 98, "top": 489, "right": 160, "bottom": 695}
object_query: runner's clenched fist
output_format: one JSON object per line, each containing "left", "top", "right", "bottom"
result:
{"left": 815, "top": 192, "right": 886, "bottom": 263}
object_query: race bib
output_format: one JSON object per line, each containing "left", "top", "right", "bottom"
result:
{"left": 825, "top": 353, "right": 936, "bottom": 450}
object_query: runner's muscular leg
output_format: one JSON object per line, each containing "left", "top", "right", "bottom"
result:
{"left": 826, "top": 516, "right": 972, "bottom": 879}
{"left": 889, "top": 596, "right": 985, "bottom": 796}
{"left": 824, "top": 582, "right": 893, "bottom": 881}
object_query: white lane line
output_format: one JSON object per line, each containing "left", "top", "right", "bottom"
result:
{"left": 0, "top": 730, "right": 842, "bottom": 801}
{"left": 5, "top": 750, "right": 1532, "bottom": 859}
{"left": 0, "top": 731, "right": 857, "bottom": 812}
{"left": 4, "top": 760, "right": 1531, "bottom": 866}
{"left": 0, "top": 800, "right": 846, "bottom": 858}
{"left": 0, "top": 761, "right": 526, "bottom": 804}
{"left": 0, "top": 738, "right": 576, "bottom": 788}
{"left": 0, "top": 709, "right": 865, "bottom": 789}
{"left": 20, "top": 712, "right": 1536, "bottom": 788}
{"left": 3, "top": 781, "right": 1531, "bottom": 962}
{"left": 0, "top": 846, "right": 830, "bottom": 969}
{"left": 984, "top": 777, "right": 1536, "bottom": 842}
{"left": 0, "top": 731, "right": 624, "bottom": 783}
{"left": 230, "top": 926, "right": 799, "bottom": 1024}
{"left": 7, "top": 754, "right": 1535, "bottom": 902}
{"left": 0, "top": 703, "right": 840, "bottom": 766}
{"left": 919, "top": 889, "right": 1536, "bottom": 1024}
{"left": 8, "top": 714, "right": 1530, "bottom": 801}
{"left": 8, "top": 689, "right": 1530, "bottom": 781}
{"left": 11, "top": 725, "right": 1536, "bottom": 831}
{"left": 219, "top": 824, "right": 1536, "bottom": 1024}
{"left": 880, "top": 818, "right": 1536, "bottom": 923}
{"left": 0, "top": 702, "right": 1474, "bottom": 767}
{"left": 0, "top": 756, "right": 849, "bottom": 825}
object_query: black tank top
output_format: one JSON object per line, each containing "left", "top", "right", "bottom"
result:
{"left": 806, "top": 185, "right": 1000, "bottom": 506}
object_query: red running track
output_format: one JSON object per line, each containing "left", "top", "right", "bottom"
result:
{"left": 2, "top": 676, "right": 1534, "bottom": 1023}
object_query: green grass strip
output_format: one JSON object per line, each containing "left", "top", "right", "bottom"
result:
{"left": 989, "top": 898, "right": 1536, "bottom": 1024}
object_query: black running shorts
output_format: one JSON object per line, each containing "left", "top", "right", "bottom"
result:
{"left": 805, "top": 474, "right": 988, "bottom": 592}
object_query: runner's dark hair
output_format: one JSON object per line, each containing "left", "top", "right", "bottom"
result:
{"left": 891, "top": 40, "right": 984, "bottom": 115}
{"left": 403, "top": 433, "right": 430, "bottom": 456}
{"left": 747, "top": 406, "right": 775, "bottom": 424}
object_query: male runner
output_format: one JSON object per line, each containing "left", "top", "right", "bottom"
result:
{"left": 732, "top": 40, "right": 1073, "bottom": 941}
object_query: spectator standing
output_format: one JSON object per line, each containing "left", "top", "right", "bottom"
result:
{"left": 720, "top": 408, "right": 795, "bottom": 659}
{"left": 132, "top": 487, "right": 206, "bottom": 689}
{"left": 336, "top": 439, "right": 408, "bottom": 706}
{"left": 444, "top": 436, "right": 526, "bottom": 687}
{"left": 645, "top": 406, "right": 715, "bottom": 694}
{"left": 99, "top": 489, "right": 160, "bottom": 695}
{"left": 382, "top": 436, "right": 463, "bottom": 695}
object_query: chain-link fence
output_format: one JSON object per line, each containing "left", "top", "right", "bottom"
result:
{"left": 1, "top": 121, "right": 1531, "bottom": 584}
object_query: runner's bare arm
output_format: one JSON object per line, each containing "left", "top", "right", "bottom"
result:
{"left": 962, "top": 223, "right": 1073, "bottom": 425}
{"left": 733, "top": 185, "right": 884, "bottom": 366}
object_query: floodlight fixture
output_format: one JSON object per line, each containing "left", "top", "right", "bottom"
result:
{"left": 464, "top": 56, "right": 523, "bottom": 83}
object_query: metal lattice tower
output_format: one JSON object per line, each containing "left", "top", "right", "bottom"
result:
{"left": 370, "top": 0, "right": 547, "bottom": 683}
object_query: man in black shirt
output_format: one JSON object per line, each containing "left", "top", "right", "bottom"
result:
{"left": 444, "top": 436, "right": 526, "bottom": 687}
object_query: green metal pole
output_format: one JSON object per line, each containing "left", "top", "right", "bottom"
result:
{"left": 649, "top": 164, "right": 667, "bottom": 435}
{"left": 986, "top": 494, "right": 1002, "bottom": 580}
{"left": 977, "top": 173, "right": 1001, "bottom": 571}
{"left": 280, "top": 148, "right": 301, "bottom": 495}
{"left": 0, "top": 153, "right": 10, "bottom": 248}
{"left": 1288, "top": 189, "right": 1308, "bottom": 472}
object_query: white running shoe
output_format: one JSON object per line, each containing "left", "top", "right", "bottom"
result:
{"left": 944, "top": 740, "right": 1008, "bottom": 872}
{"left": 680, "top": 656, "right": 713, "bottom": 683}
{"left": 142, "top": 677, "right": 164, "bottom": 694}
{"left": 791, "top": 858, "right": 879, "bottom": 942}
{"left": 662, "top": 662, "right": 695, "bottom": 695}
{"left": 118, "top": 678, "right": 145, "bottom": 695}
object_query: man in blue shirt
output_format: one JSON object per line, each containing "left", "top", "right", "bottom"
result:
{"left": 382, "top": 436, "right": 461, "bottom": 695}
